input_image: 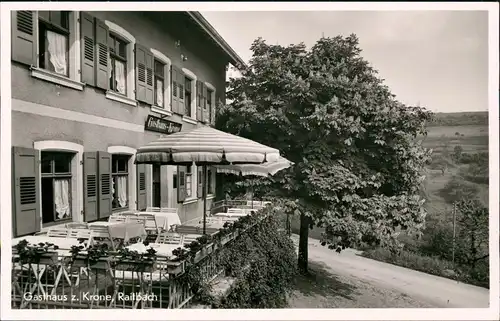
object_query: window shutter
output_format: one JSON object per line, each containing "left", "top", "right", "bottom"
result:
{"left": 95, "top": 18, "right": 110, "bottom": 90}
{"left": 177, "top": 166, "right": 186, "bottom": 203}
{"left": 213, "top": 94, "right": 220, "bottom": 125}
{"left": 83, "top": 151, "right": 98, "bottom": 222}
{"left": 12, "top": 147, "right": 40, "bottom": 237}
{"left": 98, "top": 151, "right": 112, "bottom": 219}
{"left": 170, "top": 66, "right": 179, "bottom": 114}
{"left": 197, "top": 167, "right": 203, "bottom": 198}
{"left": 196, "top": 80, "right": 203, "bottom": 122}
{"left": 80, "top": 12, "right": 96, "bottom": 86}
{"left": 135, "top": 44, "right": 154, "bottom": 104}
{"left": 136, "top": 163, "right": 147, "bottom": 210}
{"left": 203, "top": 85, "right": 210, "bottom": 124}
{"left": 177, "top": 68, "right": 185, "bottom": 115}
{"left": 11, "top": 11, "right": 37, "bottom": 66}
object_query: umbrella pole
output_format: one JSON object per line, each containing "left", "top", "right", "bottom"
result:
{"left": 251, "top": 180, "right": 254, "bottom": 209}
{"left": 202, "top": 165, "right": 208, "bottom": 235}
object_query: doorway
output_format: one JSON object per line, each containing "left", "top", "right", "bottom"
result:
{"left": 40, "top": 151, "right": 74, "bottom": 226}
{"left": 152, "top": 164, "right": 161, "bottom": 207}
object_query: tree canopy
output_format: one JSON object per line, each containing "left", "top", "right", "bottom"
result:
{"left": 217, "top": 35, "right": 433, "bottom": 268}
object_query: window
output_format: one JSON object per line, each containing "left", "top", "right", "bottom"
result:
{"left": 154, "top": 60, "right": 165, "bottom": 107}
{"left": 109, "top": 34, "right": 128, "bottom": 95}
{"left": 207, "top": 89, "right": 214, "bottom": 123}
{"left": 38, "top": 11, "right": 70, "bottom": 76}
{"left": 185, "top": 165, "right": 192, "bottom": 198}
{"left": 41, "top": 152, "right": 73, "bottom": 225}
{"left": 111, "top": 155, "right": 129, "bottom": 210}
{"left": 184, "top": 77, "right": 192, "bottom": 117}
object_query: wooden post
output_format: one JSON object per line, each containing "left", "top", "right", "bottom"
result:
{"left": 203, "top": 165, "right": 208, "bottom": 235}
{"left": 452, "top": 202, "right": 457, "bottom": 268}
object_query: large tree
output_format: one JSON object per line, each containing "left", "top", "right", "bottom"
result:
{"left": 217, "top": 35, "right": 432, "bottom": 272}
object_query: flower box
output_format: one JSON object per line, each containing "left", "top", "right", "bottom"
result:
{"left": 71, "top": 256, "right": 112, "bottom": 270}
{"left": 114, "top": 259, "right": 156, "bottom": 272}
{"left": 13, "top": 251, "right": 59, "bottom": 265}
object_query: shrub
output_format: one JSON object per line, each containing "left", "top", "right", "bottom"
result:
{"left": 362, "top": 247, "right": 489, "bottom": 288}
{"left": 362, "top": 247, "right": 454, "bottom": 277}
{"left": 197, "top": 212, "right": 297, "bottom": 308}
{"left": 439, "top": 176, "right": 480, "bottom": 204}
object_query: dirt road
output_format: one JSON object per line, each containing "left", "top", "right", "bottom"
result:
{"left": 289, "top": 235, "right": 490, "bottom": 308}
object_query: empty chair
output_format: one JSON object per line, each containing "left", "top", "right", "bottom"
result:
{"left": 156, "top": 233, "right": 183, "bottom": 245}
{"left": 227, "top": 208, "right": 245, "bottom": 214}
{"left": 89, "top": 225, "right": 116, "bottom": 250}
{"left": 47, "top": 228, "right": 70, "bottom": 238}
{"left": 109, "top": 215, "right": 127, "bottom": 223}
{"left": 67, "top": 229, "right": 93, "bottom": 246}
{"left": 146, "top": 207, "right": 178, "bottom": 214}
{"left": 65, "top": 222, "right": 89, "bottom": 229}
{"left": 182, "top": 234, "right": 199, "bottom": 245}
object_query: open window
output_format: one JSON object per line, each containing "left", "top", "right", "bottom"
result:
{"left": 40, "top": 151, "right": 74, "bottom": 226}
{"left": 11, "top": 10, "right": 82, "bottom": 90}
{"left": 111, "top": 154, "right": 130, "bottom": 210}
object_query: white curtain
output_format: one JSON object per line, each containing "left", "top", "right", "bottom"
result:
{"left": 47, "top": 30, "right": 67, "bottom": 75}
{"left": 54, "top": 178, "right": 70, "bottom": 219}
{"left": 117, "top": 176, "right": 128, "bottom": 207}
{"left": 156, "top": 79, "right": 164, "bottom": 106}
{"left": 115, "top": 60, "right": 126, "bottom": 95}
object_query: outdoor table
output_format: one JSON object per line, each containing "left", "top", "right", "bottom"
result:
{"left": 137, "top": 211, "right": 181, "bottom": 231}
{"left": 12, "top": 235, "right": 81, "bottom": 250}
{"left": 89, "top": 221, "right": 147, "bottom": 243}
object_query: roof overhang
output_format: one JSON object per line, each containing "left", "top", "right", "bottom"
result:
{"left": 187, "top": 12, "right": 247, "bottom": 70}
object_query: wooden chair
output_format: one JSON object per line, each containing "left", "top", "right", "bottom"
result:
{"left": 109, "top": 215, "right": 127, "bottom": 223}
{"left": 227, "top": 208, "right": 246, "bottom": 214}
{"left": 67, "top": 229, "right": 93, "bottom": 246}
{"left": 138, "top": 213, "right": 161, "bottom": 233}
{"left": 146, "top": 207, "right": 178, "bottom": 214}
{"left": 182, "top": 234, "right": 199, "bottom": 245}
{"left": 156, "top": 233, "right": 183, "bottom": 245}
{"left": 65, "top": 222, "right": 89, "bottom": 229}
{"left": 46, "top": 228, "right": 70, "bottom": 238}
{"left": 88, "top": 225, "right": 116, "bottom": 250}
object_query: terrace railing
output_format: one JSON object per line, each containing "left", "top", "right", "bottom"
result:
{"left": 209, "top": 199, "right": 272, "bottom": 215}
{"left": 11, "top": 206, "right": 274, "bottom": 309}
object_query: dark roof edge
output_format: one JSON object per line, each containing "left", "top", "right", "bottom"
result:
{"left": 187, "top": 11, "right": 247, "bottom": 70}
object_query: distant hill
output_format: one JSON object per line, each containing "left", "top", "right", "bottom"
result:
{"left": 427, "top": 112, "right": 488, "bottom": 127}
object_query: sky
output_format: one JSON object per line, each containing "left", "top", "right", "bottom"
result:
{"left": 201, "top": 10, "right": 489, "bottom": 113}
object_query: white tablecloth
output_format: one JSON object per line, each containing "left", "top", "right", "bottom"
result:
{"left": 89, "top": 222, "right": 147, "bottom": 242}
{"left": 12, "top": 235, "right": 81, "bottom": 251}
{"left": 125, "top": 242, "right": 179, "bottom": 258}
{"left": 137, "top": 211, "right": 181, "bottom": 230}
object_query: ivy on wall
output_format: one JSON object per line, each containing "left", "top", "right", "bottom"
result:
{"left": 187, "top": 210, "right": 298, "bottom": 308}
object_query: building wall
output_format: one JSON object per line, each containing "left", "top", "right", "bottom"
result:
{"left": 11, "top": 11, "right": 225, "bottom": 235}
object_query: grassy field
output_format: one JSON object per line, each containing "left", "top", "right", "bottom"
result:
{"left": 422, "top": 125, "right": 489, "bottom": 154}
{"left": 294, "top": 115, "right": 489, "bottom": 241}
{"left": 422, "top": 124, "right": 489, "bottom": 220}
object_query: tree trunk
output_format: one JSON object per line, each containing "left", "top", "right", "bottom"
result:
{"left": 298, "top": 213, "right": 310, "bottom": 274}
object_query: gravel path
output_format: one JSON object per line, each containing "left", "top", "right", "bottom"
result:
{"left": 288, "top": 235, "right": 490, "bottom": 308}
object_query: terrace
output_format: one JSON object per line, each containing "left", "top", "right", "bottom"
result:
{"left": 10, "top": 200, "right": 284, "bottom": 309}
